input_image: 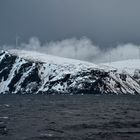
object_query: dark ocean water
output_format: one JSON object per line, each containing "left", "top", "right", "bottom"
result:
{"left": 0, "top": 95, "right": 140, "bottom": 140}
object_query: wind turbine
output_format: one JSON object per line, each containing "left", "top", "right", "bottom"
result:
{"left": 139, "top": 47, "right": 140, "bottom": 59}
{"left": 108, "top": 50, "right": 112, "bottom": 65}
{"left": 16, "top": 35, "right": 20, "bottom": 49}
{"left": 75, "top": 46, "right": 77, "bottom": 59}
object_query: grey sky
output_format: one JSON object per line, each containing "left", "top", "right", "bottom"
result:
{"left": 0, "top": 0, "right": 140, "bottom": 47}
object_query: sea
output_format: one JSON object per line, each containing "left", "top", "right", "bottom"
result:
{"left": 0, "top": 94, "right": 140, "bottom": 140}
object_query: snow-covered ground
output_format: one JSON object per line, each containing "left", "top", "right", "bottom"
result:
{"left": 101, "top": 59, "right": 140, "bottom": 75}
{"left": 8, "top": 49, "right": 140, "bottom": 75}
{"left": 9, "top": 49, "right": 98, "bottom": 67}
{"left": 5, "top": 49, "right": 140, "bottom": 75}
{"left": 1, "top": 49, "right": 140, "bottom": 94}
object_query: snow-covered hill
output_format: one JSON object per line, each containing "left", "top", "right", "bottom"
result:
{"left": 0, "top": 50, "right": 140, "bottom": 95}
{"left": 101, "top": 59, "right": 140, "bottom": 75}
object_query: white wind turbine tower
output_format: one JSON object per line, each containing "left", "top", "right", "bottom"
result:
{"left": 108, "top": 50, "right": 112, "bottom": 65}
{"left": 139, "top": 47, "right": 140, "bottom": 59}
{"left": 16, "top": 35, "right": 20, "bottom": 49}
{"left": 75, "top": 46, "right": 77, "bottom": 59}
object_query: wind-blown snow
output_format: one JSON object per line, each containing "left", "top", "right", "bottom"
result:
{"left": 9, "top": 49, "right": 98, "bottom": 68}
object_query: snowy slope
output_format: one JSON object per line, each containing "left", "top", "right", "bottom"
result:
{"left": 101, "top": 59, "right": 140, "bottom": 75}
{"left": 9, "top": 49, "right": 98, "bottom": 68}
{"left": 0, "top": 50, "right": 140, "bottom": 95}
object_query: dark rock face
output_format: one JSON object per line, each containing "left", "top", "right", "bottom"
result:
{"left": 0, "top": 51, "right": 140, "bottom": 95}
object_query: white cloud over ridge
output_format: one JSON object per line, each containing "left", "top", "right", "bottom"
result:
{"left": 1, "top": 37, "right": 140, "bottom": 63}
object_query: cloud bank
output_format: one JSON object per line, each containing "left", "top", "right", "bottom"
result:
{"left": 1, "top": 37, "right": 140, "bottom": 63}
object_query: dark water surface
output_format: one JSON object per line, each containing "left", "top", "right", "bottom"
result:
{"left": 0, "top": 95, "right": 140, "bottom": 140}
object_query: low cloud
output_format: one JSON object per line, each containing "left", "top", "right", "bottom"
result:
{"left": 1, "top": 37, "right": 140, "bottom": 63}
{"left": 96, "top": 43, "right": 140, "bottom": 63}
{"left": 20, "top": 37, "right": 100, "bottom": 62}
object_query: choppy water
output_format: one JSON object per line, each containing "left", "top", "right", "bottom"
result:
{"left": 0, "top": 95, "right": 140, "bottom": 140}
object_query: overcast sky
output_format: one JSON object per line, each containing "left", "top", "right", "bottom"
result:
{"left": 0, "top": 0, "right": 140, "bottom": 48}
